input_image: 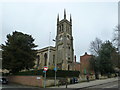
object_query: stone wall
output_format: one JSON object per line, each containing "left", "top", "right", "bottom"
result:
{"left": 46, "top": 79, "right": 59, "bottom": 86}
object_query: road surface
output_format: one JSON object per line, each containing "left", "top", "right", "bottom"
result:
{"left": 86, "top": 81, "right": 119, "bottom": 89}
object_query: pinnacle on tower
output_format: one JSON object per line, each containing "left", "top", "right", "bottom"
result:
{"left": 64, "top": 9, "right": 66, "bottom": 19}
{"left": 57, "top": 14, "right": 59, "bottom": 23}
{"left": 70, "top": 14, "right": 72, "bottom": 23}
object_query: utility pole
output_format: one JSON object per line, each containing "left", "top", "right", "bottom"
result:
{"left": 44, "top": 32, "right": 51, "bottom": 88}
{"left": 54, "top": 64, "right": 57, "bottom": 86}
{"left": 43, "top": 71, "right": 46, "bottom": 88}
{"left": 43, "top": 66, "right": 48, "bottom": 88}
{"left": 118, "top": 25, "right": 120, "bottom": 54}
{"left": 118, "top": 26, "right": 120, "bottom": 71}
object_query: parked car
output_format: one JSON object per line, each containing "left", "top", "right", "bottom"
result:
{"left": 0, "top": 78, "right": 8, "bottom": 84}
{"left": 70, "top": 77, "right": 78, "bottom": 84}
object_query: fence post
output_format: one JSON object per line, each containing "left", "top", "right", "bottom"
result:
{"left": 66, "top": 82, "right": 67, "bottom": 88}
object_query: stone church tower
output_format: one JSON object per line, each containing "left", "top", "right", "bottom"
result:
{"left": 35, "top": 10, "right": 76, "bottom": 71}
{"left": 55, "top": 10, "right": 74, "bottom": 70}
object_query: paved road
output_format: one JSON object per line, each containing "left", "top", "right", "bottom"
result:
{"left": 50, "top": 77, "right": 119, "bottom": 89}
{"left": 87, "top": 81, "right": 119, "bottom": 88}
{"left": 5, "top": 81, "right": 117, "bottom": 90}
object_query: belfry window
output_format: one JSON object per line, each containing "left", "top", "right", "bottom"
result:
{"left": 62, "top": 24, "right": 64, "bottom": 32}
{"left": 59, "top": 26, "right": 62, "bottom": 32}
{"left": 67, "top": 35, "right": 69, "bottom": 39}
{"left": 68, "top": 65, "right": 70, "bottom": 70}
{"left": 69, "top": 47, "right": 70, "bottom": 49}
{"left": 59, "top": 26, "right": 61, "bottom": 32}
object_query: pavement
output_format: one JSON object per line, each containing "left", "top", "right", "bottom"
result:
{"left": 1, "top": 82, "right": 38, "bottom": 89}
{"left": 50, "top": 77, "right": 119, "bottom": 88}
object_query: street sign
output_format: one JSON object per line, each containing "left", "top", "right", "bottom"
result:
{"left": 43, "top": 71, "right": 46, "bottom": 73}
{"left": 54, "top": 68, "right": 57, "bottom": 71}
{"left": 44, "top": 66, "right": 48, "bottom": 71}
{"left": 43, "top": 66, "right": 48, "bottom": 88}
{"left": 84, "top": 68, "right": 86, "bottom": 74}
{"left": 37, "top": 77, "right": 41, "bottom": 79}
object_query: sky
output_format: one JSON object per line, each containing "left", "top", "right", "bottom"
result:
{"left": 1, "top": 1, "right": 118, "bottom": 62}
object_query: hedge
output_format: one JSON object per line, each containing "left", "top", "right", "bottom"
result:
{"left": 13, "top": 69, "right": 80, "bottom": 77}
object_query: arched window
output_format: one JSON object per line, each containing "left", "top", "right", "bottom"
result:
{"left": 59, "top": 26, "right": 61, "bottom": 32}
{"left": 68, "top": 65, "right": 70, "bottom": 70}
{"left": 44, "top": 53, "right": 47, "bottom": 66}
{"left": 67, "top": 35, "right": 69, "bottom": 40}
{"left": 53, "top": 55, "right": 55, "bottom": 65}
{"left": 37, "top": 55, "right": 40, "bottom": 68}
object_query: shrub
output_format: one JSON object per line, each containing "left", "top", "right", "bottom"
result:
{"left": 13, "top": 69, "right": 80, "bottom": 77}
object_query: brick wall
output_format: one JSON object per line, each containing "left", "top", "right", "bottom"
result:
{"left": 74, "top": 62, "right": 81, "bottom": 71}
{"left": 73, "top": 55, "right": 80, "bottom": 71}
{"left": 80, "top": 52, "right": 94, "bottom": 74}
{"left": 8, "top": 76, "right": 43, "bottom": 87}
{"left": 7, "top": 76, "right": 60, "bottom": 87}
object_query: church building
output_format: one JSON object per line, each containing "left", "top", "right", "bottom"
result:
{"left": 35, "top": 10, "right": 75, "bottom": 70}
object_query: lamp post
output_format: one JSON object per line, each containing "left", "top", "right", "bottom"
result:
{"left": 118, "top": 26, "right": 120, "bottom": 79}
{"left": 54, "top": 65, "right": 57, "bottom": 86}
{"left": 43, "top": 66, "right": 48, "bottom": 88}
{"left": 48, "top": 32, "right": 51, "bottom": 67}
{"left": 43, "top": 32, "right": 51, "bottom": 88}
{"left": 53, "top": 39, "right": 57, "bottom": 86}
{"left": 43, "top": 71, "right": 46, "bottom": 88}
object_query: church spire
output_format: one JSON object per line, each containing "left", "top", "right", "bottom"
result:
{"left": 57, "top": 13, "right": 59, "bottom": 24}
{"left": 64, "top": 9, "right": 66, "bottom": 19}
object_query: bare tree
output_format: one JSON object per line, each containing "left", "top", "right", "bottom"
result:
{"left": 112, "top": 25, "right": 120, "bottom": 53}
{"left": 89, "top": 37, "right": 102, "bottom": 56}
{"left": 112, "top": 25, "right": 120, "bottom": 69}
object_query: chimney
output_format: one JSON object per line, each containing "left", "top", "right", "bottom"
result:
{"left": 85, "top": 52, "right": 87, "bottom": 55}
